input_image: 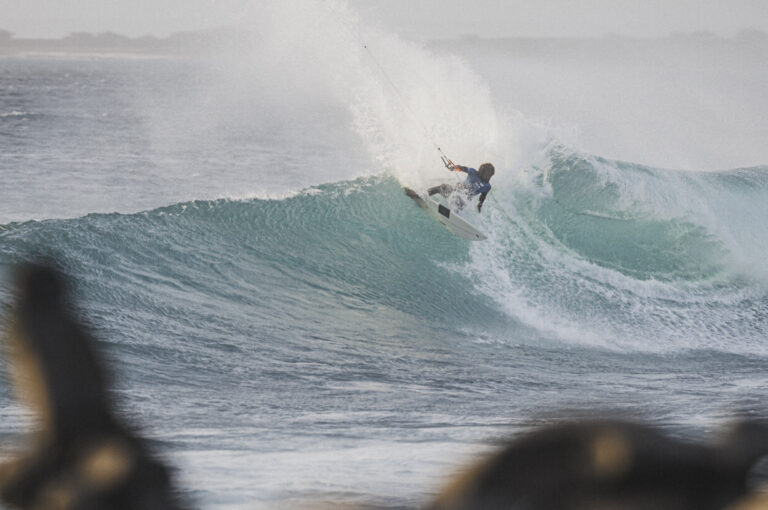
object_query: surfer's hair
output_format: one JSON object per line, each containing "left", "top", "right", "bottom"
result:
{"left": 478, "top": 163, "right": 495, "bottom": 182}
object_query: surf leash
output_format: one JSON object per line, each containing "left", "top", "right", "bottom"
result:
{"left": 338, "top": 17, "right": 455, "bottom": 169}
{"left": 361, "top": 41, "right": 448, "bottom": 159}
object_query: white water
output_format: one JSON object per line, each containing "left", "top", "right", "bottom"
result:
{"left": 2, "top": 5, "right": 768, "bottom": 507}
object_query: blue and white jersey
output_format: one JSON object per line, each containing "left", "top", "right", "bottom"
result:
{"left": 458, "top": 166, "right": 491, "bottom": 196}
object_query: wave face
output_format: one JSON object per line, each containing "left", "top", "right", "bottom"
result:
{"left": 0, "top": 176, "right": 503, "bottom": 338}
{"left": 2, "top": 153, "right": 767, "bottom": 357}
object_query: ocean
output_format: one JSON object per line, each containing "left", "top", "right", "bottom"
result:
{"left": 1, "top": 5, "right": 768, "bottom": 509}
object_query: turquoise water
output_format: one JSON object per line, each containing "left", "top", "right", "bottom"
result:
{"left": 1, "top": 29, "right": 767, "bottom": 509}
{"left": 2, "top": 164, "right": 767, "bottom": 507}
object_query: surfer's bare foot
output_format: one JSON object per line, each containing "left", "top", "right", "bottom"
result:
{"left": 404, "top": 187, "right": 419, "bottom": 199}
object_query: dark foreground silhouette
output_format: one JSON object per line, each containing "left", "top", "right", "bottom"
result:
{"left": 1, "top": 262, "right": 185, "bottom": 510}
{"left": 2, "top": 262, "right": 768, "bottom": 510}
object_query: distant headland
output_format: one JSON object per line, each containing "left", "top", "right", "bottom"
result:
{"left": 0, "top": 28, "right": 258, "bottom": 56}
{"left": 1, "top": 27, "right": 765, "bottom": 57}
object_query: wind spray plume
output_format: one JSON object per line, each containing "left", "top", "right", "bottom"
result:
{"left": 322, "top": 1, "right": 506, "bottom": 187}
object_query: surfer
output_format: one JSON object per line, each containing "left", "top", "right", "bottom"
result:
{"left": 428, "top": 162, "right": 495, "bottom": 213}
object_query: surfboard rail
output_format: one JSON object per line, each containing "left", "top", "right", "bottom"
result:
{"left": 403, "top": 187, "right": 487, "bottom": 241}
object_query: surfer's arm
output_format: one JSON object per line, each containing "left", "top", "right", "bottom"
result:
{"left": 453, "top": 165, "right": 468, "bottom": 173}
{"left": 477, "top": 191, "right": 488, "bottom": 212}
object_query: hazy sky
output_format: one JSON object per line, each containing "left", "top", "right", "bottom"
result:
{"left": 1, "top": 0, "right": 767, "bottom": 39}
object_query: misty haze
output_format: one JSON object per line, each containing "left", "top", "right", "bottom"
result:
{"left": 1, "top": 2, "right": 768, "bottom": 510}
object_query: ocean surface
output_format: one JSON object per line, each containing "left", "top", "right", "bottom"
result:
{"left": 1, "top": 7, "right": 768, "bottom": 509}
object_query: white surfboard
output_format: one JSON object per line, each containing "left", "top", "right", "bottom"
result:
{"left": 404, "top": 187, "right": 487, "bottom": 241}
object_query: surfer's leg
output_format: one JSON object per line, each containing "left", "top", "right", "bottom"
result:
{"left": 428, "top": 184, "right": 453, "bottom": 197}
{"left": 450, "top": 193, "right": 466, "bottom": 212}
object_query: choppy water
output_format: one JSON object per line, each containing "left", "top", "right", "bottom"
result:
{"left": 1, "top": 5, "right": 767, "bottom": 509}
